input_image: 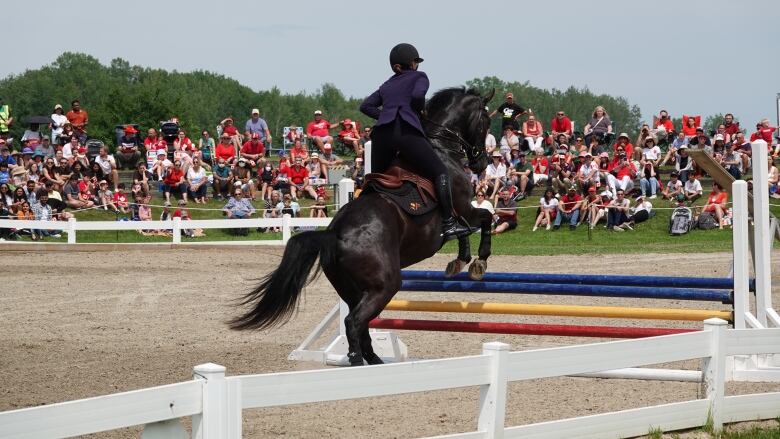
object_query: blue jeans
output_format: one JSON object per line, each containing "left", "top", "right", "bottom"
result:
{"left": 554, "top": 209, "right": 580, "bottom": 226}
{"left": 640, "top": 177, "right": 658, "bottom": 196}
{"left": 607, "top": 209, "right": 629, "bottom": 227}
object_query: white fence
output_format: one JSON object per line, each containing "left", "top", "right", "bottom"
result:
{"left": 0, "top": 215, "right": 332, "bottom": 246}
{"left": 3, "top": 319, "right": 780, "bottom": 439}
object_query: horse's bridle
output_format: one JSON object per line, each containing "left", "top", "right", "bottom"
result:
{"left": 423, "top": 115, "right": 486, "bottom": 168}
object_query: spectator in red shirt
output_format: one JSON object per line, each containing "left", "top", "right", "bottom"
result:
{"left": 143, "top": 128, "right": 160, "bottom": 151}
{"left": 287, "top": 156, "right": 317, "bottom": 200}
{"left": 306, "top": 110, "right": 336, "bottom": 153}
{"left": 240, "top": 133, "right": 266, "bottom": 168}
{"left": 289, "top": 139, "right": 309, "bottom": 164}
{"left": 550, "top": 110, "right": 573, "bottom": 140}
{"left": 65, "top": 100, "right": 88, "bottom": 143}
{"left": 174, "top": 130, "right": 195, "bottom": 154}
{"left": 607, "top": 151, "right": 636, "bottom": 197}
{"left": 652, "top": 109, "right": 675, "bottom": 144}
{"left": 531, "top": 149, "right": 549, "bottom": 185}
{"left": 163, "top": 160, "right": 188, "bottom": 204}
{"left": 722, "top": 113, "right": 740, "bottom": 137}
{"left": 751, "top": 119, "right": 777, "bottom": 152}
{"left": 702, "top": 183, "right": 728, "bottom": 230}
{"left": 613, "top": 133, "right": 634, "bottom": 158}
{"left": 681, "top": 115, "right": 701, "bottom": 138}
{"left": 553, "top": 186, "right": 582, "bottom": 230}
{"left": 338, "top": 119, "right": 362, "bottom": 155}
{"left": 215, "top": 132, "right": 237, "bottom": 163}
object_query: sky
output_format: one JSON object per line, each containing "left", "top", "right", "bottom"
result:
{"left": 2, "top": 0, "right": 779, "bottom": 129}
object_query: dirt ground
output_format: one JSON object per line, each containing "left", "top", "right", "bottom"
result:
{"left": 1, "top": 248, "right": 779, "bottom": 438}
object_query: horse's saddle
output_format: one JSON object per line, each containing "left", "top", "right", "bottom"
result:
{"left": 363, "top": 164, "right": 438, "bottom": 216}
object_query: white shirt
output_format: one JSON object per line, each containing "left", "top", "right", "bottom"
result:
{"left": 471, "top": 199, "right": 495, "bottom": 214}
{"left": 95, "top": 155, "right": 116, "bottom": 174}
{"left": 187, "top": 166, "right": 206, "bottom": 185}
{"left": 578, "top": 161, "right": 599, "bottom": 181}
{"left": 485, "top": 134, "right": 496, "bottom": 151}
{"left": 51, "top": 114, "right": 68, "bottom": 136}
{"left": 499, "top": 134, "right": 519, "bottom": 154}
{"left": 485, "top": 162, "right": 507, "bottom": 179}
{"left": 633, "top": 200, "right": 653, "bottom": 214}
{"left": 684, "top": 179, "right": 702, "bottom": 195}
{"left": 642, "top": 146, "right": 661, "bottom": 160}
{"left": 62, "top": 143, "right": 74, "bottom": 159}
{"left": 540, "top": 197, "right": 559, "bottom": 210}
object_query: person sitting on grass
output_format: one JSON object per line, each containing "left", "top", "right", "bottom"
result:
{"left": 32, "top": 190, "right": 60, "bottom": 240}
{"left": 173, "top": 199, "right": 196, "bottom": 238}
{"left": 700, "top": 183, "right": 728, "bottom": 230}
{"left": 585, "top": 186, "right": 609, "bottom": 229}
{"left": 113, "top": 183, "right": 129, "bottom": 214}
{"left": 233, "top": 158, "right": 255, "bottom": 200}
{"left": 606, "top": 189, "right": 631, "bottom": 232}
{"left": 553, "top": 186, "right": 582, "bottom": 231}
{"left": 661, "top": 171, "right": 683, "bottom": 202}
{"left": 492, "top": 188, "right": 518, "bottom": 235}
{"left": 309, "top": 195, "right": 329, "bottom": 218}
{"left": 630, "top": 195, "right": 654, "bottom": 224}
{"left": 133, "top": 162, "right": 151, "bottom": 194}
{"left": 96, "top": 180, "right": 118, "bottom": 212}
{"left": 277, "top": 193, "right": 300, "bottom": 218}
{"left": 223, "top": 188, "right": 256, "bottom": 219}
{"left": 288, "top": 156, "right": 317, "bottom": 201}
{"left": 683, "top": 174, "right": 703, "bottom": 205}
{"left": 533, "top": 188, "right": 558, "bottom": 231}
{"left": 163, "top": 160, "right": 188, "bottom": 204}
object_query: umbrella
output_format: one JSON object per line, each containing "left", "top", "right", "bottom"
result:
{"left": 24, "top": 115, "right": 53, "bottom": 125}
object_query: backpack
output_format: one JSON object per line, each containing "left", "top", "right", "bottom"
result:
{"left": 669, "top": 207, "right": 693, "bottom": 235}
{"left": 696, "top": 212, "right": 719, "bottom": 230}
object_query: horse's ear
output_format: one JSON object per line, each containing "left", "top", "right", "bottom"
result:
{"left": 482, "top": 88, "right": 495, "bottom": 106}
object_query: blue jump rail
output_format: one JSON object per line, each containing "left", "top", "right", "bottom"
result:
{"left": 400, "top": 280, "right": 733, "bottom": 303}
{"left": 401, "top": 270, "right": 754, "bottom": 292}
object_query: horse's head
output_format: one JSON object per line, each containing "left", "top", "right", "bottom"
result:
{"left": 425, "top": 87, "right": 494, "bottom": 174}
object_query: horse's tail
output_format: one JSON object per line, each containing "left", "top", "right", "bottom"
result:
{"left": 229, "top": 229, "right": 336, "bottom": 331}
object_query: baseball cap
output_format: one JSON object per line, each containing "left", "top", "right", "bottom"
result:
{"left": 314, "top": 110, "right": 322, "bottom": 115}
{"left": 311, "top": 152, "right": 319, "bottom": 158}
{"left": 124, "top": 125, "right": 138, "bottom": 134}
{"left": 42, "top": 135, "right": 50, "bottom": 141}
{"left": 99, "top": 180, "right": 108, "bottom": 185}
{"left": 491, "top": 150, "right": 502, "bottom": 157}
{"left": 568, "top": 186, "right": 577, "bottom": 192}
{"left": 714, "top": 134, "right": 724, "bottom": 141}
{"left": 323, "top": 143, "right": 332, "bottom": 150}
{"left": 251, "top": 108, "right": 259, "bottom": 115}
{"left": 695, "top": 126, "right": 704, "bottom": 132}
{"left": 54, "top": 104, "right": 63, "bottom": 111}
{"left": 156, "top": 150, "right": 166, "bottom": 156}
{"left": 22, "top": 147, "right": 33, "bottom": 155}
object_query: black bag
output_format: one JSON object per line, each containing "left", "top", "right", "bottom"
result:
{"left": 697, "top": 212, "right": 719, "bottom": 230}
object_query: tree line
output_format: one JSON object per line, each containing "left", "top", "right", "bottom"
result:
{"left": 1, "top": 52, "right": 652, "bottom": 149}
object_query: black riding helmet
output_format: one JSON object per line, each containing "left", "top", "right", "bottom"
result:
{"left": 389, "top": 43, "right": 424, "bottom": 70}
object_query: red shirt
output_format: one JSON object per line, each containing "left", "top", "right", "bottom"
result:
{"left": 240, "top": 140, "right": 265, "bottom": 156}
{"left": 176, "top": 137, "right": 194, "bottom": 152}
{"left": 751, "top": 127, "right": 776, "bottom": 145}
{"left": 113, "top": 192, "right": 128, "bottom": 207}
{"left": 289, "top": 147, "right": 308, "bottom": 162}
{"left": 173, "top": 208, "right": 191, "bottom": 220}
{"left": 164, "top": 168, "right": 184, "bottom": 186}
{"left": 532, "top": 157, "right": 548, "bottom": 174}
{"left": 278, "top": 159, "right": 290, "bottom": 174}
{"left": 608, "top": 160, "right": 636, "bottom": 179}
{"left": 339, "top": 128, "right": 357, "bottom": 139}
{"left": 550, "top": 117, "right": 572, "bottom": 135}
{"left": 655, "top": 118, "right": 674, "bottom": 132}
{"left": 704, "top": 191, "right": 728, "bottom": 212}
{"left": 613, "top": 142, "right": 633, "bottom": 156}
{"left": 523, "top": 120, "right": 542, "bottom": 136}
{"left": 223, "top": 125, "right": 238, "bottom": 136}
{"left": 560, "top": 194, "right": 582, "bottom": 212}
{"left": 144, "top": 136, "right": 159, "bottom": 150}
{"left": 723, "top": 122, "right": 740, "bottom": 136}
{"left": 215, "top": 143, "right": 236, "bottom": 161}
{"left": 288, "top": 164, "right": 309, "bottom": 185}
{"left": 66, "top": 109, "right": 88, "bottom": 131}
{"left": 306, "top": 119, "right": 332, "bottom": 138}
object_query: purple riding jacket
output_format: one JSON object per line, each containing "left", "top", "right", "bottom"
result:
{"left": 359, "top": 70, "right": 429, "bottom": 135}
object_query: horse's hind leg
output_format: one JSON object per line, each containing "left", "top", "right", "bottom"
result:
{"left": 343, "top": 280, "right": 400, "bottom": 366}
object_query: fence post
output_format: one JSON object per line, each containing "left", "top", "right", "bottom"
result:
{"left": 477, "top": 342, "right": 509, "bottom": 439}
{"left": 732, "top": 181, "right": 749, "bottom": 331}
{"left": 192, "top": 363, "right": 233, "bottom": 439}
{"left": 338, "top": 178, "right": 355, "bottom": 210}
{"left": 67, "top": 217, "right": 77, "bottom": 244}
{"left": 172, "top": 217, "right": 181, "bottom": 245}
{"left": 751, "top": 141, "right": 771, "bottom": 326}
{"left": 702, "top": 318, "right": 727, "bottom": 432}
{"left": 282, "top": 214, "right": 292, "bottom": 244}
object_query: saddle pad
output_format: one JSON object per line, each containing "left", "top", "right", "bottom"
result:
{"left": 364, "top": 180, "right": 438, "bottom": 216}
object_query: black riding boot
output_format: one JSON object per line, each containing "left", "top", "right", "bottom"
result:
{"left": 436, "top": 174, "right": 471, "bottom": 240}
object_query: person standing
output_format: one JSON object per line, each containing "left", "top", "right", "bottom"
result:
{"left": 65, "top": 100, "right": 89, "bottom": 143}
{"left": 244, "top": 108, "right": 271, "bottom": 147}
{"left": 489, "top": 92, "right": 526, "bottom": 131}
{"left": 0, "top": 97, "right": 13, "bottom": 138}
{"left": 50, "top": 104, "right": 68, "bottom": 145}
{"left": 360, "top": 43, "right": 470, "bottom": 239}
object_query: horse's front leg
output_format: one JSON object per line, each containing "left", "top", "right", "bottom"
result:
{"left": 469, "top": 207, "right": 493, "bottom": 280}
{"left": 445, "top": 235, "right": 471, "bottom": 277}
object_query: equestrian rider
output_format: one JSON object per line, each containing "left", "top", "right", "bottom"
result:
{"left": 360, "top": 43, "right": 470, "bottom": 240}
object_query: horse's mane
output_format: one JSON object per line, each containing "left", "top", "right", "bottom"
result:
{"left": 426, "top": 87, "right": 482, "bottom": 116}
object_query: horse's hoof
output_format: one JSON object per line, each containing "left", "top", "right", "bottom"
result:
{"left": 445, "top": 259, "right": 468, "bottom": 277}
{"left": 468, "top": 259, "right": 487, "bottom": 280}
{"left": 363, "top": 353, "right": 385, "bottom": 365}
{"left": 348, "top": 352, "right": 365, "bottom": 366}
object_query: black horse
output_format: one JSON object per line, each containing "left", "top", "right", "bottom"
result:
{"left": 230, "top": 87, "right": 495, "bottom": 365}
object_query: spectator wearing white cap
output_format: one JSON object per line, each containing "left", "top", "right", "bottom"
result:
{"left": 245, "top": 108, "right": 271, "bottom": 145}
{"left": 307, "top": 152, "right": 326, "bottom": 183}
{"left": 306, "top": 110, "right": 336, "bottom": 153}
{"left": 50, "top": 104, "right": 68, "bottom": 145}
{"left": 240, "top": 132, "right": 266, "bottom": 168}
{"left": 350, "top": 157, "right": 364, "bottom": 188}
{"left": 318, "top": 143, "right": 343, "bottom": 167}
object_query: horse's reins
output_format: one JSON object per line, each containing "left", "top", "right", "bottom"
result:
{"left": 423, "top": 116, "right": 485, "bottom": 165}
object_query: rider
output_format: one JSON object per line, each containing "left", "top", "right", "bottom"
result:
{"left": 360, "top": 43, "right": 470, "bottom": 240}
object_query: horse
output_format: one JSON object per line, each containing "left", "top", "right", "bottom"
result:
{"left": 230, "top": 87, "right": 495, "bottom": 366}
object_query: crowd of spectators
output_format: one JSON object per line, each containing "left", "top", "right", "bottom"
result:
{"left": 0, "top": 98, "right": 372, "bottom": 240}
{"left": 0, "top": 93, "right": 778, "bottom": 241}
{"left": 476, "top": 92, "right": 779, "bottom": 234}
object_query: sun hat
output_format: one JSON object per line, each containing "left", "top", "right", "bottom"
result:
{"left": 618, "top": 132, "right": 630, "bottom": 141}
{"left": 491, "top": 150, "right": 502, "bottom": 157}
{"left": 251, "top": 108, "right": 259, "bottom": 115}
{"left": 314, "top": 110, "right": 322, "bottom": 115}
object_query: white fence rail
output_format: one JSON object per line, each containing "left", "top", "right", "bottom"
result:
{"left": 3, "top": 319, "right": 780, "bottom": 439}
{"left": 0, "top": 215, "right": 333, "bottom": 246}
